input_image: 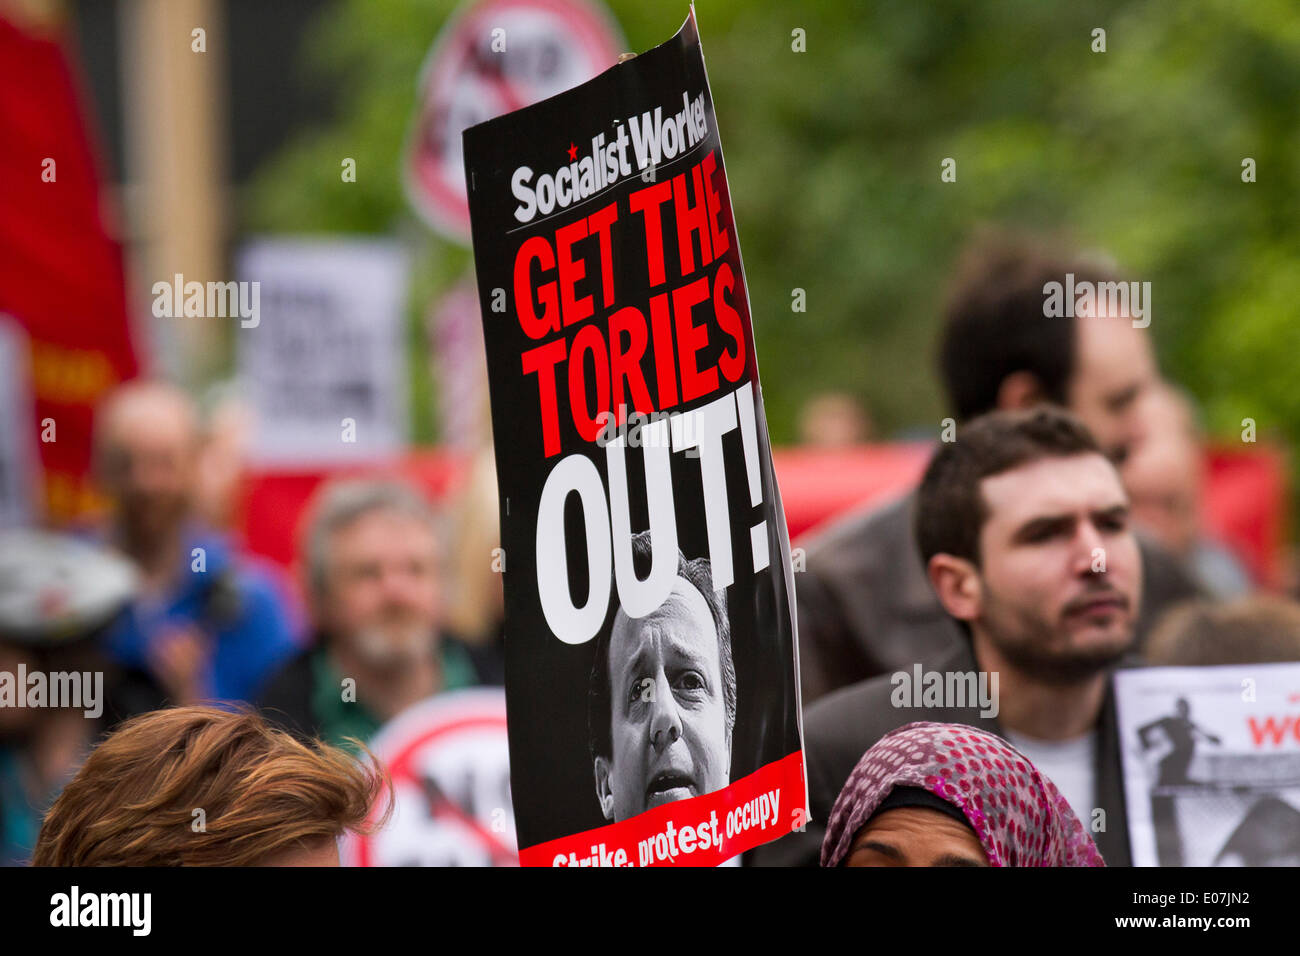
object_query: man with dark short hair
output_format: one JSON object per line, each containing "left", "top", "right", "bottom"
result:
{"left": 588, "top": 531, "right": 736, "bottom": 822}
{"left": 753, "top": 408, "right": 1139, "bottom": 865}
{"left": 795, "top": 230, "right": 1200, "bottom": 703}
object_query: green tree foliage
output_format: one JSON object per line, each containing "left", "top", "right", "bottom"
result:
{"left": 246, "top": 0, "right": 1299, "bottom": 455}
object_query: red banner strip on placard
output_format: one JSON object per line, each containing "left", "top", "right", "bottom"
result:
{"left": 520, "top": 750, "right": 806, "bottom": 867}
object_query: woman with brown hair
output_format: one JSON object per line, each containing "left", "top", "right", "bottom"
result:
{"left": 33, "top": 705, "right": 389, "bottom": 866}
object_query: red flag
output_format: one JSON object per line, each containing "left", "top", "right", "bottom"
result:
{"left": 0, "top": 14, "right": 142, "bottom": 522}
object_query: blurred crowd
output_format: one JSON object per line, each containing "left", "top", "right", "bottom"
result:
{"left": 4, "top": 228, "right": 1298, "bottom": 868}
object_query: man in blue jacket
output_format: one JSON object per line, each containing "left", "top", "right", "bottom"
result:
{"left": 94, "top": 381, "right": 300, "bottom": 706}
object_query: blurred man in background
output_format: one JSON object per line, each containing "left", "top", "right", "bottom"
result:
{"left": 795, "top": 230, "right": 1201, "bottom": 703}
{"left": 259, "top": 479, "right": 479, "bottom": 749}
{"left": 798, "top": 392, "right": 874, "bottom": 447}
{"left": 95, "top": 380, "right": 300, "bottom": 706}
{"left": 1124, "top": 383, "right": 1252, "bottom": 599}
{"left": 1145, "top": 596, "right": 1300, "bottom": 667}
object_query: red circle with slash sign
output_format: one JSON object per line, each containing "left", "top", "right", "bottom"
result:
{"left": 343, "top": 687, "right": 517, "bottom": 867}
{"left": 404, "top": 0, "right": 624, "bottom": 243}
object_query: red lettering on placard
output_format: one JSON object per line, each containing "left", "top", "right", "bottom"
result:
{"left": 508, "top": 154, "right": 753, "bottom": 455}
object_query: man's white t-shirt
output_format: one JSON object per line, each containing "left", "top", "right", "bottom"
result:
{"left": 1003, "top": 729, "right": 1097, "bottom": 826}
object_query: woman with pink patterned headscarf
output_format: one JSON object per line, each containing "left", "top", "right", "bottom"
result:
{"left": 822, "top": 722, "right": 1105, "bottom": 867}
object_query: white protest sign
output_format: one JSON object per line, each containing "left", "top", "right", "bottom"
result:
{"left": 237, "top": 240, "right": 409, "bottom": 466}
{"left": 342, "top": 688, "right": 517, "bottom": 867}
{"left": 1115, "top": 663, "right": 1300, "bottom": 866}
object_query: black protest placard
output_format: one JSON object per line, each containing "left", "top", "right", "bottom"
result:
{"left": 463, "top": 8, "right": 806, "bottom": 866}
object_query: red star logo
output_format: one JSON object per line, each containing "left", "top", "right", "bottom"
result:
{"left": 567, "top": 142, "right": 578, "bottom": 161}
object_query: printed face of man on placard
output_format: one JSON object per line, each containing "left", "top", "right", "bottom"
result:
{"left": 593, "top": 573, "right": 734, "bottom": 823}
